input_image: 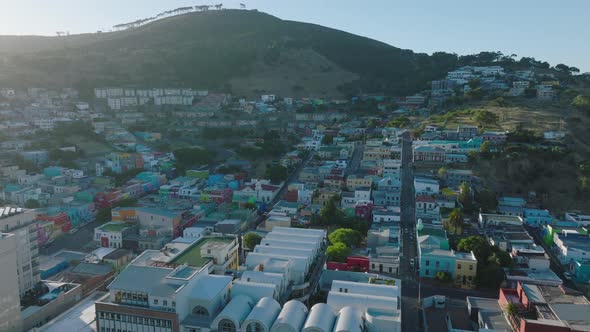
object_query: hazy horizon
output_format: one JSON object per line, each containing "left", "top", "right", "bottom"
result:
{"left": 1, "top": 0, "right": 588, "bottom": 72}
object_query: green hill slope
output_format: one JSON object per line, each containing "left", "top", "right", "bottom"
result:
{"left": 0, "top": 10, "right": 458, "bottom": 97}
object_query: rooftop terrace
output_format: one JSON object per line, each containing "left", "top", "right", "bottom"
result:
{"left": 171, "top": 237, "right": 234, "bottom": 267}
{"left": 98, "top": 222, "right": 132, "bottom": 232}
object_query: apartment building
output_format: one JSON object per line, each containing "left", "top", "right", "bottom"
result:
{"left": 0, "top": 233, "right": 22, "bottom": 332}
{"left": 0, "top": 207, "right": 40, "bottom": 295}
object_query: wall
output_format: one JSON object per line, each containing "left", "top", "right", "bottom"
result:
{"left": 23, "top": 284, "right": 83, "bottom": 331}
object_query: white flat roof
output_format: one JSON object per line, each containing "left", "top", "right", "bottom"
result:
{"left": 39, "top": 291, "right": 108, "bottom": 332}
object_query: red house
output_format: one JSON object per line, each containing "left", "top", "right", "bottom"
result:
{"left": 355, "top": 202, "right": 373, "bottom": 222}
{"left": 326, "top": 256, "right": 370, "bottom": 272}
{"left": 497, "top": 282, "right": 589, "bottom": 332}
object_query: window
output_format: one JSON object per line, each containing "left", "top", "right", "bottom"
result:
{"left": 219, "top": 319, "right": 236, "bottom": 332}
{"left": 163, "top": 300, "right": 167, "bottom": 307}
{"left": 425, "top": 269, "right": 429, "bottom": 275}
{"left": 153, "top": 299, "right": 158, "bottom": 305}
{"left": 192, "top": 306, "right": 209, "bottom": 317}
{"left": 172, "top": 301, "right": 176, "bottom": 307}
{"left": 457, "top": 264, "right": 462, "bottom": 270}
{"left": 425, "top": 260, "right": 430, "bottom": 266}
{"left": 246, "top": 322, "right": 263, "bottom": 332}
{"left": 469, "top": 265, "right": 473, "bottom": 271}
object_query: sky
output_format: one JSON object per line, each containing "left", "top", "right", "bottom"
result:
{"left": 1, "top": 0, "right": 588, "bottom": 71}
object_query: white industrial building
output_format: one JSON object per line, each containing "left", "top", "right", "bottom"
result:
{"left": 326, "top": 280, "right": 402, "bottom": 332}
{"left": 270, "top": 300, "right": 308, "bottom": 332}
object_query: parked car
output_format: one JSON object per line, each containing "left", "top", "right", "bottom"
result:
{"left": 68, "top": 228, "right": 79, "bottom": 235}
{"left": 563, "top": 272, "right": 572, "bottom": 281}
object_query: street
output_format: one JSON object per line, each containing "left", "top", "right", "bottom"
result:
{"left": 399, "top": 132, "right": 421, "bottom": 332}
{"left": 39, "top": 219, "right": 101, "bottom": 255}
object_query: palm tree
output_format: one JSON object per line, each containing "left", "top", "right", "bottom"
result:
{"left": 448, "top": 208, "right": 464, "bottom": 234}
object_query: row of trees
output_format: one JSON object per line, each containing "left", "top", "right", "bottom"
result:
{"left": 113, "top": 4, "right": 225, "bottom": 30}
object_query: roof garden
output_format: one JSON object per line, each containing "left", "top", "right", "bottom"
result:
{"left": 171, "top": 237, "right": 234, "bottom": 267}
{"left": 418, "top": 226, "right": 447, "bottom": 238}
{"left": 99, "top": 222, "right": 132, "bottom": 232}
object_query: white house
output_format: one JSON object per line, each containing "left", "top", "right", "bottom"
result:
{"left": 414, "top": 177, "right": 440, "bottom": 195}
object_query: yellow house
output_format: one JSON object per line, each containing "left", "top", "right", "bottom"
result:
{"left": 346, "top": 175, "right": 373, "bottom": 191}
{"left": 454, "top": 251, "right": 477, "bottom": 289}
{"left": 313, "top": 189, "right": 341, "bottom": 206}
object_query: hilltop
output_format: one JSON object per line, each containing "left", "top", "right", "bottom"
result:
{"left": 0, "top": 10, "right": 459, "bottom": 98}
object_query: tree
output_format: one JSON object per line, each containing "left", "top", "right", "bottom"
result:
{"left": 243, "top": 232, "right": 262, "bottom": 251}
{"left": 435, "top": 271, "right": 451, "bottom": 282}
{"left": 173, "top": 147, "right": 216, "bottom": 171}
{"left": 459, "top": 182, "right": 472, "bottom": 207}
{"left": 467, "top": 151, "right": 478, "bottom": 164}
{"left": 437, "top": 166, "right": 448, "bottom": 180}
{"left": 321, "top": 135, "right": 334, "bottom": 145}
{"left": 386, "top": 117, "right": 409, "bottom": 128}
{"left": 329, "top": 228, "right": 362, "bottom": 247}
{"left": 475, "top": 189, "right": 497, "bottom": 213}
{"left": 96, "top": 208, "right": 112, "bottom": 224}
{"left": 480, "top": 141, "right": 492, "bottom": 155}
{"left": 318, "top": 196, "right": 346, "bottom": 226}
{"left": 488, "top": 250, "right": 512, "bottom": 267}
{"left": 457, "top": 236, "right": 493, "bottom": 262}
{"left": 326, "top": 242, "right": 352, "bottom": 263}
{"left": 555, "top": 63, "right": 571, "bottom": 74}
{"left": 264, "top": 164, "right": 288, "bottom": 184}
{"left": 473, "top": 110, "right": 498, "bottom": 127}
{"left": 243, "top": 202, "right": 257, "bottom": 210}
{"left": 25, "top": 199, "right": 40, "bottom": 209}
{"left": 572, "top": 95, "right": 590, "bottom": 112}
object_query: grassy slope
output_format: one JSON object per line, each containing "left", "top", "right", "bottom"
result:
{"left": 0, "top": 10, "right": 456, "bottom": 97}
{"left": 423, "top": 97, "right": 589, "bottom": 212}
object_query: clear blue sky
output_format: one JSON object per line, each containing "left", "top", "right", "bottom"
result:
{"left": 1, "top": 0, "right": 588, "bottom": 71}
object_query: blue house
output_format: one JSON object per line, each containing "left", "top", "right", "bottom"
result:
{"left": 523, "top": 208, "right": 554, "bottom": 226}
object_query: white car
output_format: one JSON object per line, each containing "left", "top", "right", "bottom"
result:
{"left": 68, "top": 228, "right": 78, "bottom": 235}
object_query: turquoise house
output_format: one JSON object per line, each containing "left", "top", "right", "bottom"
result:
{"left": 523, "top": 208, "right": 554, "bottom": 226}
{"left": 418, "top": 233, "right": 457, "bottom": 278}
{"left": 570, "top": 258, "right": 590, "bottom": 283}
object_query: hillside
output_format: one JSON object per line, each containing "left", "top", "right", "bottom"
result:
{"left": 0, "top": 10, "right": 458, "bottom": 98}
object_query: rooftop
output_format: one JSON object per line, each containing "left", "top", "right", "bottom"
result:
{"left": 171, "top": 236, "right": 234, "bottom": 267}
{"left": 97, "top": 222, "right": 133, "bottom": 233}
{"left": 418, "top": 226, "right": 446, "bottom": 238}
{"left": 39, "top": 291, "right": 108, "bottom": 332}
